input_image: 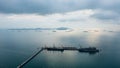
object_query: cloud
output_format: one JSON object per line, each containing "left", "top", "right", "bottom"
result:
{"left": 0, "top": 0, "right": 120, "bottom": 30}
{"left": 91, "top": 10, "right": 120, "bottom": 20}
{"left": 0, "top": 9, "right": 120, "bottom": 30}
{"left": 59, "top": 9, "right": 94, "bottom": 22}
{"left": 0, "top": 0, "right": 120, "bottom": 14}
{"left": 0, "top": 0, "right": 89, "bottom": 14}
{"left": 0, "top": 9, "right": 94, "bottom": 28}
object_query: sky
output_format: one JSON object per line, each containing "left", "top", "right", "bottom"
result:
{"left": 0, "top": 0, "right": 120, "bottom": 30}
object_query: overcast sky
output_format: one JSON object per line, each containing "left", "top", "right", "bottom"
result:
{"left": 0, "top": 0, "right": 120, "bottom": 30}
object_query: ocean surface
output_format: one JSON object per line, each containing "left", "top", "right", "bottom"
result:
{"left": 0, "top": 29, "right": 120, "bottom": 68}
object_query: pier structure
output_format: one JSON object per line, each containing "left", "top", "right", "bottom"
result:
{"left": 42, "top": 46, "right": 99, "bottom": 54}
{"left": 17, "top": 46, "right": 99, "bottom": 68}
{"left": 17, "top": 48, "right": 43, "bottom": 68}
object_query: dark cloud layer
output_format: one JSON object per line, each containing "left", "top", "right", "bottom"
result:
{"left": 0, "top": 0, "right": 120, "bottom": 14}
{"left": 91, "top": 10, "right": 120, "bottom": 20}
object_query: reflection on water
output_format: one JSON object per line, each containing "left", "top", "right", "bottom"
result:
{"left": 0, "top": 29, "right": 120, "bottom": 68}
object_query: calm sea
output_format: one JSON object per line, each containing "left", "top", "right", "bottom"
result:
{"left": 0, "top": 29, "right": 120, "bottom": 68}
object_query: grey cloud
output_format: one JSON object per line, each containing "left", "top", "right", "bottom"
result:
{"left": 59, "top": 19, "right": 82, "bottom": 22}
{"left": 0, "top": 0, "right": 120, "bottom": 14}
{"left": 91, "top": 10, "right": 120, "bottom": 20}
